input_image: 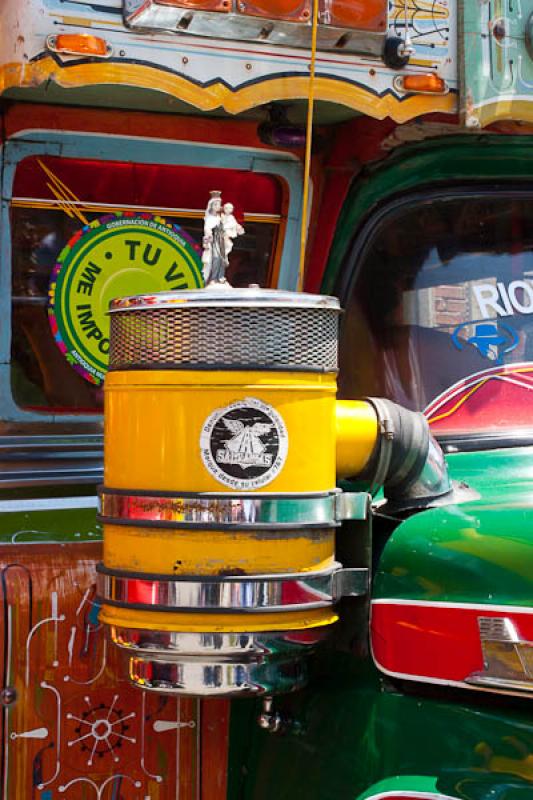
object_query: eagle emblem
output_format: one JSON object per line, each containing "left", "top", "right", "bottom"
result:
{"left": 200, "top": 397, "right": 288, "bottom": 489}
{"left": 216, "top": 418, "right": 274, "bottom": 468}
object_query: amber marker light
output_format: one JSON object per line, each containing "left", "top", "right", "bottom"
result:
{"left": 237, "top": 0, "right": 311, "bottom": 22}
{"left": 156, "top": 0, "right": 231, "bottom": 9}
{"left": 46, "top": 34, "right": 112, "bottom": 58}
{"left": 319, "top": 0, "right": 387, "bottom": 33}
{"left": 394, "top": 73, "right": 448, "bottom": 94}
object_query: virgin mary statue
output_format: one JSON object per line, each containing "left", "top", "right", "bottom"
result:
{"left": 202, "top": 191, "right": 227, "bottom": 285}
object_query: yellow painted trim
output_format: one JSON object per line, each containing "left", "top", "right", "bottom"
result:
{"left": 474, "top": 99, "right": 533, "bottom": 129}
{"left": 10, "top": 199, "right": 281, "bottom": 224}
{"left": 1, "top": 58, "right": 456, "bottom": 121}
{"left": 106, "top": 369, "right": 337, "bottom": 388}
{"left": 100, "top": 603, "right": 338, "bottom": 632}
{"left": 298, "top": 0, "right": 319, "bottom": 289}
{"left": 60, "top": 16, "right": 94, "bottom": 26}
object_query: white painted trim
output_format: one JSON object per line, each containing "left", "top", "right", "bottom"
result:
{"left": 475, "top": 95, "right": 533, "bottom": 110}
{"left": 362, "top": 791, "right": 459, "bottom": 800}
{"left": 0, "top": 496, "right": 98, "bottom": 512}
{"left": 372, "top": 655, "right": 475, "bottom": 690}
{"left": 371, "top": 598, "right": 533, "bottom": 615}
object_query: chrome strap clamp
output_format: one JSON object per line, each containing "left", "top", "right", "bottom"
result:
{"left": 99, "top": 488, "right": 369, "bottom": 528}
{"left": 96, "top": 564, "right": 369, "bottom": 613}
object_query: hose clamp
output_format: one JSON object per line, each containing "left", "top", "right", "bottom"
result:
{"left": 99, "top": 488, "right": 368, "bottom": 528}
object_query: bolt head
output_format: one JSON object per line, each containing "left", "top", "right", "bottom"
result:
{"left": 1, "top": 687, "right": 16, "bottom": 706}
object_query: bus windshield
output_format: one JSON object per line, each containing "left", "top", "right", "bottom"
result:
{"left": 339, "top": 191, "right": 533, "bottom": 441}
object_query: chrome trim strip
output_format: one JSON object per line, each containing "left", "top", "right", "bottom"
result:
{"left": 466, "top": 616, "right": 533, "bottom": 693}
{"left": 0, "top": 434, "right": 103, "bottom": 487}
{"left": 0, "top": 466, "right": 103, "bottom": 488}
{"left": 96, "top": 566, "right": 368, "bottom": 612}
{"left": 122, "top": 0, "right": 385, "bottom": 59}
{"left": 100, "top": 490, "right": 368, "bottom": 526}
{"left": 109, "top": 288, "right": 341, "bottom": 312}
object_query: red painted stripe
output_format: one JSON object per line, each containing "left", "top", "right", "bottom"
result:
{"left": 4, "top": 103, "right": 285, "bottom": 153}
{"left": 371, "top": 601, "right": 533, "bottom": 683}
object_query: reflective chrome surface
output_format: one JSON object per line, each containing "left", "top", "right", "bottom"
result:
{"left": 112, "top": 627, "right": 324, "bottom": 695}
{"left": 335, "top": 492, "right": 369, "bottom": 521}
{"left": 0, "top": 433, "right": 103, "bottom": 487}
{"left": 112, "top": 627, "right": 325, "bottom": 656}
{"left": 109, "top": 288, "right": 340, "bottom": 312}
{"left": 122, "top": 1, "right": 385, "bottom": 57}
{"left": 109, "top": 289, "right": 340, "bottom": 373}
{"left": 100, "top": 489, "right": 368, "bottom": 526}
{"left": 467, "top": 616, "right": 533, "bottom": 694}
{"left": 405, "top": 435, "right": 452, "bottom": 505}
{"left": 128, "top": 654, "right": 309, "bottom": 696}
{"left": 97, "top": 565, "right": 368, "bottom": 611}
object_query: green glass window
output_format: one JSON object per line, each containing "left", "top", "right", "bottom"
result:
{"left": 339, "top": 192, "right": 533, "bottom": 439}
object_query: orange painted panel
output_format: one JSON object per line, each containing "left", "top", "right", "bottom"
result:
{"left": 201, "top": 700, "right": 230, "bottom": 799}
{"left": 319, "top": 0, "right": 387, "bottom": 32}
{"left": 238, "top": 0, "right": 311, "bottom": 23}
{"left": 0, "top": 543, "right": 218, "bottom": 799}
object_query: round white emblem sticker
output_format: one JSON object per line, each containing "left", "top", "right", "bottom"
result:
{"left": 200, "top": 397, "right": 288, "bottom": 490}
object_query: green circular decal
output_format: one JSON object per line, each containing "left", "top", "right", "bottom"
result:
{"left": 48, "top": 213, "right": 203, "bottom": 384}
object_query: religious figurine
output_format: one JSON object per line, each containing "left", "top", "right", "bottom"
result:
{"left": 201, "top": 191, "right": 244, "bottom": 287}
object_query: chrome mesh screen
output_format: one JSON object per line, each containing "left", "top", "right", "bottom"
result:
{"left": 109, "top": 306, "right": 338, "bottom": 372}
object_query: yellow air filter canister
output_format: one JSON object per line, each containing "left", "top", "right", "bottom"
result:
{"left": 97, "top": 288, "right": 367, "bottom": 696}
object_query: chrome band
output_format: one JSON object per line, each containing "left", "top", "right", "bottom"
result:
{"left": 127, "top": 655, "right": 309, "bottom": 697}
{"left": 99, "top": 489, "right": 367, "bottom": 527}
{"left": 96, "top": 566, "right": 368, "bottom": 612}
{"left": 111, "top": 627, "right": 326, "bottom": 657}
{"left": 113, "top": 627, "right": 323, "bottom": 696}
{"left": 109, "top": 288, "right": 341, "bottom": 312}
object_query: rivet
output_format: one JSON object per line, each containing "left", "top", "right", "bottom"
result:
{"left": 1, "top": 688, "right": 16, "bottom": 706}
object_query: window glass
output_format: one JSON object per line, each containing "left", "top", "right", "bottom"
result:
{"left": 339, "top": 194, "right": 533, "bottom": 437}
{"left": 11, "top": 157, "right": 282, "bottom": 414}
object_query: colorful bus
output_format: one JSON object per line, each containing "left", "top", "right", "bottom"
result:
{"left": 1, "top": 0, "right": 532, "bottom": 798}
